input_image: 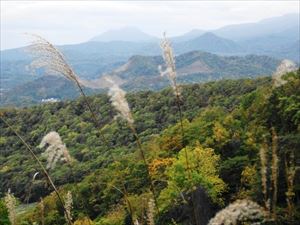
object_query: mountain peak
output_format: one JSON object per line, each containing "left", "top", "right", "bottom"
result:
{"left": 171, "top": 29, "right": 205, "bottom": 42}
{"left": 200, "top": 32, "right": 219, "bottom": 38}
{"left": 90, "top": 27, "right": 158, "bottom": 42}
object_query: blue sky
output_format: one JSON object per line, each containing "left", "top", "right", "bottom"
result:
{"left": 1, "top": 0, "right": 299, "bottom": 50}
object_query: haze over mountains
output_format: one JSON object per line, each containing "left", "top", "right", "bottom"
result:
{"left": 0, "top": 51, "right": 280, "bottom": 107}
{"left": 0, "top": 13, "right": 299, "bottom": 106}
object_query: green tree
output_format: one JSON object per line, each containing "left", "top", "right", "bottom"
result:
{"left": 159, "top": 145, "right": 226, "bottom": 210}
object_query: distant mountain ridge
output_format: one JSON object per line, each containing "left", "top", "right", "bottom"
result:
{"left": 213, "top": 13, "right": 299, "bottom": 40}
{"left": 87, "top": 14, "right": 299, "bottom": 43}
{"left": 176, "top": 32, "right": 242, "bottom": 54}
{"left": 1, "top": 13, "right": 298, "bottom": 95}
{"left": 112, "top": 51, "right": 280, "bottom": 91}
{"left": 1, "top": 50, "right": 281, "bottom": 107}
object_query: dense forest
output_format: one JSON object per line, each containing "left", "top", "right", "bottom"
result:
{"left": 1, "top": 67, "right": 299, "bottom": 224}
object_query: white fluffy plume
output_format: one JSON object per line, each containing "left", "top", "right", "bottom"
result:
{"left": 273, "top": 59, "right": 297, "bottom": 87}
{"left": 4, "top": 191, "right": 17, "bottom": 225}
{"left": 26, "top": 34, "right": 81, "bottom": 84}
{"left": 105, "top": 76, "right": 134, "bottom": 125}
{"left": 159, "top": 33, "right": 181, "bottom": 97}
{"left": 64, "top": 191, "right": 73, "bottom": 223}
{"left": 39, "top": 131, "right": 72, "bottom": 170}
{"left": 208, "top": 199, "right": 266, "bottom": 225}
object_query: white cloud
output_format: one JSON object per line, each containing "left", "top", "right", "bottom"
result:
{"left": 1, "top": 0, "right": 299, "bottom": 50}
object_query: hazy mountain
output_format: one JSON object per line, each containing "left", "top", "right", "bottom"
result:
{"left": 0, "top": 75, "right": 100, "bottom": 107}
{"left": 237, "top": 25, "right": 300, "bottom": 62}
{"left": 114, "top": 51, "right": 280, "bottom": 91}
{"left": 214, "top": 13, "right": 299, "bottom": 41}
{"left": 0, "top": 41, "right": 158, "bottom": 91}
{"left": 171, "top": 29, "right": 206, "bottom": 42}
{"left": 0, "top": 33, "right": 243, "bottom": 91}
{"left": 175, "top": 32, "right": 242, "bottom": 54}
{"left": 1, "top": 14, "right": 298, "bottom": 94}
{"left": 1, "top": 50, "right": 281, "bottom": 107}
{"left": 270, "top": 39, "right": 300, "bottom": 62}
{"left": 90, "top": 27, "right": 158, "bottom": 42}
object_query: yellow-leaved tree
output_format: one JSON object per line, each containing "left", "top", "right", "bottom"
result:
{"left": 159, "top": 144, "right": 226, "bottom": 210}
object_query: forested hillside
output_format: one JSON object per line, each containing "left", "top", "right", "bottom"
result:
{"left": 1, "top": 70, "right": 299, "bottom": 225}
{"left": 0, "top": 51, "right": 280, "bottom": 107}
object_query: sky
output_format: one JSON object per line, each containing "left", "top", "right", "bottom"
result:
{"left": 1, "top": 0, "right": 299, "bottom": 50}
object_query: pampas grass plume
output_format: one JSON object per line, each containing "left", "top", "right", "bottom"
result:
{"left": 159, "top": 33, "right": 180, "bottom": 97}
{"left": 259, "top": 141, "right": 268, "bottom": 209}
{"left": 208, "top": 199, "right": 266, "bottom": 225}
{"left": 26, "top": 34, "right": 80, "bottom": 84}
{"left": 105, "top": 77, "right": 134, "bottom": 125}
{"left": 147, "top": 198, "right": 155, "bottom": 225}
{"left": 64, "top": 191, "right": 73, "bottom": 223}
{"left": 39, "top": 131, "right": 72, "bottom": 169}
{"left": 4, "top": 191, "right": 17, "bottom": 225}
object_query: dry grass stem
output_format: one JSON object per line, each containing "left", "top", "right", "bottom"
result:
{"left": 259, "top": 140, "right": 268, "bottom": 209}
{"left": 271, "top": 127, "right": 279, "bottom": 219}
{"left": 39, "top": 197, "right": 45, "bottom": 225}
{"left": 26, "top": 34, "right": 107, "bottom": 145}
{"left": 284, "top": 150, "right": 296, "bottom": 218}
{"left": 159, "top": 34, "right": 190, "bottom": 177}
{"left": 105, "top": 77, "right": 160, "bottom": 214}
{"left": 147, "top": 198, "right": 155, "bottom": 225}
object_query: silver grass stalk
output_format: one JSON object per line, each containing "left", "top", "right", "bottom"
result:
{"left": 26, "top": 34, "right": 79, "bottom": 83}
{"left": 4, "top": 191, "right": 17, "bottom": 225}
{"left": 208, "top": 199, "right": 266, "bottom": 225}
{"left": 160, "top": 33, "right": 195, "bottom": 223}
{"left": 147, "top": 198, "right": 155, "bottom": 225}
{"left": 105, "top": 77, "right": 134, "bottom": 125}
{"left": 259, "top": 141, "right": 268, "bottom": 209}
{"left": 271, "top": 127, "right": 279, "bottom": 219}
{"left": 0, "top": 117, "right": 73, "bottom": 225}
{"left": 105, "top": 76, "right": 160, "bottom": 214}
{"left": 64, "top": 191, "right": 73, "bottom": 223}
{"left": 26, "top": 34, "right": 107, "bottom": 145}
{"left": 39, "top": 197, "right": 45, "bottom": 225}
{"left": 39, "top": 131, "right": 72, "bottom": 170}
{"left": 160, "top": 33, "right": 192, "bottom": 180}
{"left": 284, "top": 150, "right": 296, "bottom": 218}
{"left": 159, "top": 33, "right": 181, "bottom": 97}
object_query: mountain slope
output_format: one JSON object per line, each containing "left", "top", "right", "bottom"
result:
{"left": 0, "top": 76, "right": 100, "bottom": 107}
{"left": 176, "top": 32, "right": 243, "bottom": 54}
{"left": 1, "top": 71, "right": 299, "bottom": 224}
{"left": 214, "top": 13, "right": 299, "bottom": 40}
{"left": 111, "top": 51, "right": 280, "bottom": 90}
{"left": 0, "top": 50, "right": 280, "bottom": 107}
